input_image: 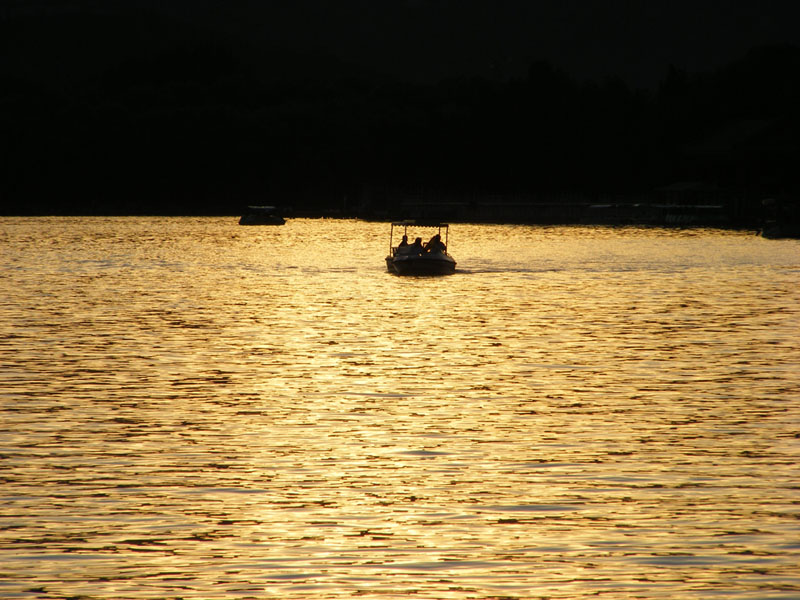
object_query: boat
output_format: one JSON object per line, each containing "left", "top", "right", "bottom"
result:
{"left": 760, "top": 197, "right": 800, "bottom": 239}
{"left": 385, "top": 221, "right": 456, "bottom": 275}
{"left": 239, "top": 206, "right": 286, "bottom": 225}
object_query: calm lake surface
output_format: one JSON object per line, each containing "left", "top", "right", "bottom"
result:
{"left": 1, "top": 217, "right": 798, "bottom": 599}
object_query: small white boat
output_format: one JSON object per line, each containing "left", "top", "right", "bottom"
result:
{"left": 239, "top": 206, "right": 285, "bottom": 225}
{"left": 385, "top": 221, "right": 456, "bottom": 275}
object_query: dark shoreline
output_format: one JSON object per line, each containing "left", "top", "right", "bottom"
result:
{"left": 0, "top": 208, "right": 764, "bottom": 231}
{"left": 0, "top": 194, "right": 773, "bottom": 232}
{"left": 4, "top": 187, "right": 797, "bottom": 236}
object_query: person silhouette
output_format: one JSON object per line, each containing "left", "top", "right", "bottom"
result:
{"left": 424, "top": 234, "right": 445, "bottom": 253}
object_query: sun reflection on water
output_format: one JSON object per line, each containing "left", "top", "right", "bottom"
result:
{"left": 0, "top": 217, "right": 798, "bottom": 598}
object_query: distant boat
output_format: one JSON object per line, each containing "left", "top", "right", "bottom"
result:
{"left": 760, "top": 197, "right": 800, "bottom": 239}
{"left": 385, "top": 221, "right": 456, "bottom": 275}
{"left": 239, "top": 206, "right": 285, "bottom": 225}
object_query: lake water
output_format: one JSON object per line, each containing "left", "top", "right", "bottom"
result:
{"left": 1, "top": 217, "right": 798, "bottom": 599}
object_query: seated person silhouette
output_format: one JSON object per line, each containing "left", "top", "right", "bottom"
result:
{"left": 396, "top": 234, "right": 414, "bottom": 255}
{"left": 424, "top": 234, "right": 445, "bottom": 253}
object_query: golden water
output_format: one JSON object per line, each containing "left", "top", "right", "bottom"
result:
{"left": 1, "top": 217, "right": 798, "bottom": 599}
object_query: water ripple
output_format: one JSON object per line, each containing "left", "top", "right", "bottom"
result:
{"left": 1, "top": 217, "right": 798, "bottom": 599}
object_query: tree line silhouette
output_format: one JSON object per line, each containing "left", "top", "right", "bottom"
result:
{"left": 1, "top": 10, "right": 798, "bottom": 219}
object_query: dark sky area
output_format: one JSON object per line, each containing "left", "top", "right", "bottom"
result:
{"left": 4, "top": 0, "right": 800, "bottom": 88}
{"left": 210, "top": 0, "right": 800, "bottom": 88}
{"left": 148, "top": 1, "right": 800, "bottom": 86}
{"left": 2, "top": 0, "right": 799, "bottom": 216}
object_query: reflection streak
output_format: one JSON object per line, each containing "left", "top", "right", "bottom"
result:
{"left": 0, "top": 218, "right": 798, "bottom": 598}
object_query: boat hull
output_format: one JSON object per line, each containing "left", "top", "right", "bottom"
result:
{"left": 386, "top": 254, "right": 456, "bottom": 275}
{"left": 239, "top": 215, "right": 285, "bottom": 225}
{"left": 239, "top": 206, "right": 286, "bottom": 225}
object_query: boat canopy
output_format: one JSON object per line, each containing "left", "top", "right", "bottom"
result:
{"left": 245, "top": 205, "right": 278, "bottom": 212}
{"left": 388, "top": 221, "right": 450, "bottom": 254}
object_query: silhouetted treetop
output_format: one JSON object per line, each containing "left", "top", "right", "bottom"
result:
{"left": 1, "top": 7, "right": 798, "bottom": 214}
